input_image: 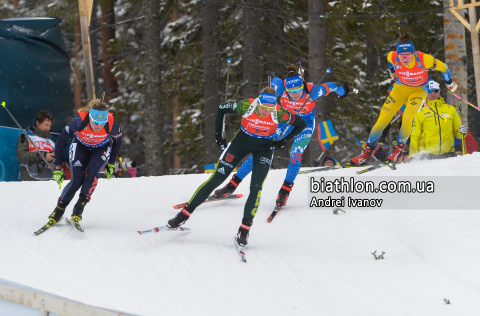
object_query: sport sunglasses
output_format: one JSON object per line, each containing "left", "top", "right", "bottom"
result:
{"left": 428, "top": 89, "right": 439, "bottom": 94}
{"left": 286, "top": 85, "right": 304, "bottom": 94}
{"left": 258, "top": 101, "right": 276, "bottom": 112}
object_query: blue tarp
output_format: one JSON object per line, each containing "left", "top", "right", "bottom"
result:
{"left": 0, "top": 126, "right": 21, "bottom": 181}
{"left": 0, "top": 17, "right": 73, "bottom": 132}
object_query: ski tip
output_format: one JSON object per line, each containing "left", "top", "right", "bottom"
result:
{"left": 233, "top": 236, "right": 247, "bottom": 263}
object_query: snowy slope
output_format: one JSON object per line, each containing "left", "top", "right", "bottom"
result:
{"left": 1, "top": 154, "right": 480, "bottom": 315}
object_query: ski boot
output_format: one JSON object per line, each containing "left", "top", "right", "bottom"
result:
{"left": 213, "top": 174, "right": 242, "bottom": 198}
{"left": 386, "top": 143, "right": 406, "bottom": 164}
{"left": 71, "top": 194, "right": 90, "bottom": 222}
{"left": 48, "top": 200, "right": 68, "bottom": 225}
{"left": 350, "top": 144, "right": 375, "bottom": 165}
{"left": 236, "top": 219, "right": 252, "bottom": 247}
{"left": 167, "top": 204, "right": 194, "bottom": 228}
{"left": 276, "top": 181, "right": 294, "bottom": 207}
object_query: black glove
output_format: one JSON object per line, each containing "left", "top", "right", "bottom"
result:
{"left": 215, "top": 133, "right": 227, "bottom": 149}
{"left": 271, "top": 138, "right": 288, "bottom": 150}
{"left": 338, "top": 82, "right": 349, "bottom": 99}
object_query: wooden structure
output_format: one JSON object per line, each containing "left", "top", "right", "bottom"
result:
{"left": 449, "top": 0, "right": 480, "bottom": 109}
{"left": 78, "top": 0, "right": 96, "bottom": 100}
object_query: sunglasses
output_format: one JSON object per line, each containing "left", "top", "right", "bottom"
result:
{"left": 286, "top": 85, "right": 304, "bottom": 94}
{"left": 89, "top": 113, "right": 108, "bottom": 125}
{"left": 258, "top": 102, "right": 276, "bottom": 112}
{"left": 428, "top": 89, "right": 439, "bottom": 94}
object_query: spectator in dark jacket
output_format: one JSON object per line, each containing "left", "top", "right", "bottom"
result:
{"left": 16, "top": 110, "right": 55, "bottom": 181}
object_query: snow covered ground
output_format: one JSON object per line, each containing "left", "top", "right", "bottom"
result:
{"left": 1, "top": 153, "right": 480, "bottom": 315}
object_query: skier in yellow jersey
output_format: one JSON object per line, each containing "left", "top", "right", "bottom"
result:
{"left": 351, "top": 34, "right": 458, "bottom": 165}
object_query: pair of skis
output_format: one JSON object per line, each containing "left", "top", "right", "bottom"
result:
{"left": 137, "top": 225, "right": 246, "bottom": 262}
{"left": 138, "top": 194, "right": 245, "bottom": 234}
{"left": 139, "top": 193, "right": 249, "bottom": 262}
{"left": 34, "top": 218, "right": 84, "bottom": 236}
{"left": 298, "top": 162, "right": 382, "bottom": 175}
{"left": 356, "top": 162, "right": 397, "bottom": 174}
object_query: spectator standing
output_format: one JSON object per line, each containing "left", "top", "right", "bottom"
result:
{"left": 410, "top": 80, "right": 465, "bottom": 159}
{"left": 16, "top": 110, "right": 55, "bottom": 181}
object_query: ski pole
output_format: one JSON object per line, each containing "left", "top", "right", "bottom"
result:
{"left": 1, "top": 102, "right": 55, "bottom": 172}
{"left": 296, "top": 56, "right": 306, "bottom": 82}
{"left": 277, "top": 68, "right": 332, "bottom": 141}
{"left": 267, "top": 71, "right": 275, "bottom": 88}
{"left": 315, "top": 151, "right": 325, "bottom": 165}
{"left": 446, "top": 89, "right": 480, "bottom": 112}
{"left": 391, "top": 113, "right": 402, "bottom": 123}
{"left": 399, "top": 20, "right": 409, "bottom": 36}
{"left": 422, "top": 102, "right": 446, "bottom": 122}
{"left": 222, "top": 58, "right": 232, "bottom": 139}
{"left": 458, "top": 99, "right": 467, "bottom": 155}
{"left": 101, "top": 87, "right": 112, "bottom": 103}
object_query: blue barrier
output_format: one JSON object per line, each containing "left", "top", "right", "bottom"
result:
{"left": 0, "top": 126, "right": 21, "bottom": 182}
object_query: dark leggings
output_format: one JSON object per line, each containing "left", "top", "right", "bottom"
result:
{"left": 60, "top": 138, "right": 111, "bottom": 205}
{"left": 188, "top": 131, "right": 273, "bottom": 221}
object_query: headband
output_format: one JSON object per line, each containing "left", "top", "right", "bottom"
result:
{"left": 258, "top": 92, "right": 277, "bottom": 106}
{"left": 397, "top": 42, "right": 414, "bottom": 54}
{"left": 89, "top": 108, "right": 108, "bottom": 122}
{"left": 284, "top": 75, "right": 303, "bottom": 89}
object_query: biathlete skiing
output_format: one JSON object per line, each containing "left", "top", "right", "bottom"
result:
{"left": 350, "top": 33, "right": 458, "bottom": 166}
{"left": 35, "top": 100, "right": 123, "bottom": 235}
{"left": 211, "top": 64, "right": 349, "bottom": 212}
{"left": 165, "top": 87, "right": 307, "bottom": 257}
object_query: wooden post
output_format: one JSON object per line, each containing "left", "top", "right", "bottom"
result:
{"left": 449, "top": 0, "right": 480, "bottom": 109}
{"left": 78, "top": 0, "right": 96, "bottom": 101}
{"left": 444, "top": 0, "right": 468, "bottom": 126}
{"left": 469, "top": 5, "right": 480, "bottom": 109}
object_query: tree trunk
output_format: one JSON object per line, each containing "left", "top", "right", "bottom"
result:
{"left": 143, "top": 0, "right": 164, "bottom": 176}
{"left": 90, "top": 1, "right": 100, "bottom": 95}
{"left": 469, "top": 5, "right": 480, "bottom": 147}
{"left": 201, "top": 0, "right": 220, "bottom": 163}
{"left": 366, "top": 36, "right": 379, "bottom": 79}
{"left": 100, "top": 0, "right": 118, "bottom": 102}
{"left": 74, "top": 16, "right": 84, "bottom": 113}
{"left": 307, "top": 0, "right": 327, "bottom": 166}
{"left": 268, "top": 0, "right": 285, "bottom": 78}
{"left": 267, "top": 0, "right": 289, "bottom": 168}
{"left": 243, "top": 0, "right": 261, "bottom": 98}
{"left": 171, "top": 10, "right": 182, "bottom": 170}
{"left": 443, "top": 0, "right": 468, "bottom": 125}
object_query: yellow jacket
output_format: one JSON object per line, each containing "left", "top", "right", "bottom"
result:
{"left": 410, "top": 97, "right": 462, "bottom": 155}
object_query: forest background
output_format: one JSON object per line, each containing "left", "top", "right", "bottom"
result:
{"left": 1, "top": 0, "right": 478, "bottom": 176}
